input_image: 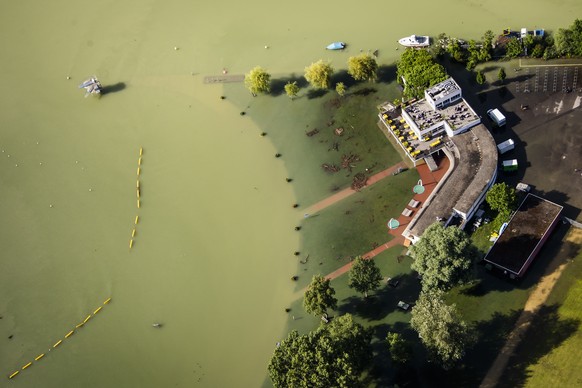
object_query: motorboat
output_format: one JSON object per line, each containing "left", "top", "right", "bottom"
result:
{"left": 398, "top": 35, "right": 430, "bottom": 48}
{"left": 78, "top": 77, "right": 102, "bottom": 97}
{"left": 326, "top": 42, "right": 346, "bottom": 50}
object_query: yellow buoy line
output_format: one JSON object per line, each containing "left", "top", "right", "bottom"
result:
{"left": 130, "top": 147, "right": 143, "bottom": 250}
{"left": 7, "top": 297, "right": 112, "bottom": 380}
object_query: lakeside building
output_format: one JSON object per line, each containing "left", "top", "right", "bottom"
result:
{"left": 483, "top": 194, "right": 563, "bottom": 278}
{"left": 378, "top": 77, "right": 497, "bottom": 244}
{"left": 379, "top": 77, "right": 481, "bottom": 166}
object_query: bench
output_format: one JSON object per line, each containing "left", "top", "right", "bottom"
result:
{"left": 408, "top": 199, "right": 420, "bottom": 208}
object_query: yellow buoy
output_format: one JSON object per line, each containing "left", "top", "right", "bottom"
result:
{"left": 9, "top": 371, "right": 19, "bottom": 379}
{"left": 22, "top": 362, "right": 32, "bottom": 370}
{"left": 76, "top": 323, "right": 84, "bottom": 329}
{"left": 65, "top": 330, "right": 74, "bottom": 338}
{"left": 129, "top": 239, "right": 134, "bottom": 249}
{"left": 94, "top": 306, "right": 102, "bottom": 315}
{"left": 137, "top": 180, "right": 140, "bottom": 188}
{"left": 83, "top": 315, "right": 91, "bottom": 324}
{"left": 139, "top": 147, "right": 143, "bottom": 156}
{"left": 135, "top": 215, "right": 139, "bottom": 225}
{"left": 137, "top": 167, "right": 140, "bottom": 176}
{"left": 132, "top": 229, "right": 136, "bottom": 237}
{"left": 137, "top": 199, "right": 140, "bottom": 209}
{"left": 137, "top": 189, "right": 140, "bottom": 199}
{"left": 138, "top": 157, "right": 142, "bottom": 166}
{"left": 34, "top": 354, "right": 45, "bottom": 361}
{"left": 53, "top": 340, "right": 63, "bottom": 348}
{"left": 104, "top": 297, "right": 112, "bottom": 305}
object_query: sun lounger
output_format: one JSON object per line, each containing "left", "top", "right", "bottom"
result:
{"left": 408, "top": 199, "right": 420, "bottom": 208}
{"left": 401, "top": 208, "right": 413, "bottom": 217}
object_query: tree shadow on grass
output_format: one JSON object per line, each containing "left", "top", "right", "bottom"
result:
{"left": 337, "top": 273, "right": 421, "bottom": 321}
{"left": 499, "top": 304, "right": 580, "bottom": 387}
{"left": 362, "top": 322, "right": 423, "bottom": 388}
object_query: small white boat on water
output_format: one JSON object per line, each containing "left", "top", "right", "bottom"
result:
{"left": 398, "top": 35, "right": 430, "bottom": 48}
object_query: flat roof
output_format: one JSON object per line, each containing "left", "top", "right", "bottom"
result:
{"left": 407, "top": 124, "right": 498, "bottom": 237}
{"left": 452, "top": 125, "right": 498, "bottom": 215}
{"left": 484, "top": 194, "right": 563, "bottom": 276}
{"left": 426, "top": 78, "right": 461, "bottom": 101}
{"left": 404, "top": 98, "right": 479, "bottom": 135}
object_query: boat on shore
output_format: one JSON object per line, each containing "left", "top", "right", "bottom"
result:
{"left": 398, "top": 35, "right": 430, "bottom": 48}
{"left": 326, "top": 42, "right": 346, "bottom": 50}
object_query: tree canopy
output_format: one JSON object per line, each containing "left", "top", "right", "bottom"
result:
{"left": 554, "top": 19, "right": 582, "bottom": 57}
{"left": 347, "top": 53, "right": 378, "bottom": 82}
{"left": 244, "top": 66, "right": 271, "bottom": 95}
{"left": 396, "top": 49, "right": 448, "bottom": 99}
{"left": 498, "top": 68, "right": 506, "bottom": 82}
{"left": 505, "top": 37, "right": 523, "bottom": 58}
{"left": 348, "top": 256, "right": 383, "bottom": 298}
{"left": 268, "top": 314, "right": 373, "bottom": 388}
{"left": 476, "top": 70, "right": 486, "bottom": 85}
{"left": 284, "top": 81, "right": 300, "bottom": 99}
{"left": 486, "top": 182, "right": 518, "bottom": 213}
{"left": 304, "top": 60, "right": 334, "bottom": 89}
{"left": 335, "top": 82, "right": 346, "bottom": 97}
{"left": 410, "top": 222, "right": 476, "bottom": 292}
{"left": 304, "top": 275, "right": 337, "bottom": 317}
{"left": 410, "top": 290, "right": 475, "bottom": 369}
{"left": 386, "top": 332, "right": 412, "bottom": 364}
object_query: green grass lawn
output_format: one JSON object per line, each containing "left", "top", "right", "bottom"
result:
{"left": 498, "top": 229, "right": 582, "bottom": 388}
{"left": 293, "top": 169, "right": 419, "bottom": 289}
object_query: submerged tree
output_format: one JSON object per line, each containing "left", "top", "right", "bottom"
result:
{"left": 284, "top": 81, "right": 300, "bottom": 99}
{"left": 304, "top": 60, "right": 334, "bottom": 89}
{"left": 410, "top": 222, "right": 476, "bottom": 292}
{"left": 268, "top": 314, "right": 373, "bottom": 388}
{"left": 304, "top": 275, "right": 337, "bottom": 318}
{"left": 244, "top": 66, "right": 271, "bottom": 95}
{"left": 335, "top": 82, "right": 346, "bottom": 97}
{"left": 348, "top": 256, "right": 383, "bottom": 298}
{"left": 411, "top": 290, "right": 475, "bottom": 369}
{"left": 347, "top": 53, "right": 378, "bottom": 82}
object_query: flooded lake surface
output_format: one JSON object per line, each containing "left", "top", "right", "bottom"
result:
{"left": 0, "top": 0, "right": 580, "bottom": 386}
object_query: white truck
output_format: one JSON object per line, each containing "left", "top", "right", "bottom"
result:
{"left": 487, "top": 108, "right": 506, "bottom": 127}
{"left": 496, "top": 138, "right": 515, "bottom": 154}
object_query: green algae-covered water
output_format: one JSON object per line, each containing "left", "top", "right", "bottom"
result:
{"left": 0, "top": 1, "right": 580, "bottom": 387}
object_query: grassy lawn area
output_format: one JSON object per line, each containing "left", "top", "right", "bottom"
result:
{"left": 293, "top": 169, "right": 419, "bottom": 289}
{"left": 499, "top": 228, "right": 582, "bottom": 387}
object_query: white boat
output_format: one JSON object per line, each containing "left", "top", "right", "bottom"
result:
{"left": 398, "top": 35, "right": 430, "bottom": 48}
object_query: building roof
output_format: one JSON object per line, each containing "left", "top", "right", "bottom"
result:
{"left": 406, "top": 124, "right": 497, "bottom": 238}
{"left": 452, "top": 125, "right": 498, "bottom": 215}
{"left": 426, "top": 78, "right": 461, "bottom": 101}
{"left": 484, "top": 194, "right": 563, "bottom": 276}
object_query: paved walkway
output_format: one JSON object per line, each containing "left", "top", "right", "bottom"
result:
{"left": 303, "top": 162, "right": 407, "bottom": 216}
{"left": 388, "top": 156, "right": 450, "bottom": 238}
